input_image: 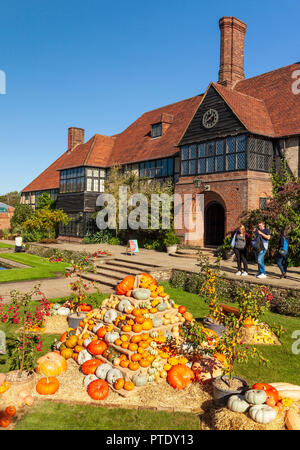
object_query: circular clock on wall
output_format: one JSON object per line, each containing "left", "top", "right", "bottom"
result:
{"left": 202, "top": 108, "right": 219, "bottom": 129}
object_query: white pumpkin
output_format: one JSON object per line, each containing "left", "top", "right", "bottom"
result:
{"left": 105, "top": 331, "right": 120, "bottom": 344}
{"left": 83, "top": 338, "right": 92, "bottom": 348}
{"left": 133, "top": 373, "right": 148, "bottom": 386}
{"left": 106, "top": 368, "right": 123, "bottom": 384}
{"left": 227, "top": 395, "right": 250, "bottom": 413}
{"left": 77, "top": 349, "right": 93, "bottom": 365}
{"left": 103, "top": 309, "right": 118, "bottom": 323}
{"left": 118, "top": 299, "right": 132, "bottom": 312}
{"left": 52, "top": 303, "right": 61, "bottom": 310}
{"left": 95, "top": 363, "right": 112, "bottom": 379}
{"left": 57, "top": 307, "right": 70, "bottom": 316}
{"left": 83, "top": 374, "right": 97, "bottom": 388}
{"left": 92, "top": 323, "right": 104, "bottom": 334}
{"left": 249, "top": 405, "right": 277, "bottom": 424}
{"left": 245, "top": 389, "right": 267, "bottom": 405}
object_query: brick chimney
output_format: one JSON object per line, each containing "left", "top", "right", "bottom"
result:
{"left": 68, "top": 127, "right": 84, "bottom": 152}
{"left": 218, "top": 16, "right": 247, "bottom": 87}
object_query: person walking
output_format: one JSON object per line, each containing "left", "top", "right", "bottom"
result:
{"left": 231, "top": 225, "right": 249, "bottom": 276}
{"left": 276, "top": 230, "right": 289, "bottom": 278}
{"left": 253, "top": 221, "right": 271, "bottom": 279}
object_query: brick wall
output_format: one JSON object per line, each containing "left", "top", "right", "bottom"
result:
{"left": 218, "top": 17, "right": 247, "bottom": 87}
{"left": 0, "top": 207, "right": 15, "bottom": 230}
{"left": 174, "top": 170, "right": 273, "bottom": 245}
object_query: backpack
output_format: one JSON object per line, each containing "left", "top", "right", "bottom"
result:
{"left": 251, "top": 234, "right": 265, "bottom": 253}
{"left": 279, "top": 237, "right": 289, "bottom": 257}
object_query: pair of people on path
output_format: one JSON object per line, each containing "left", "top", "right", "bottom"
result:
{"left": 231, "top": 222, "right": 289, "bottom": 279}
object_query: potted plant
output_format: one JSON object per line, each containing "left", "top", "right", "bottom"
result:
{"left": 163, "top": 230, "right": 181, "bottom": 254}
{"left": 65, "top": 256, "right": 101, "bottom": 328}
{"left": 200, "top": 269, "right": 226, "bottom": 336}
{"left": 0, "top": 285, "right": 50, "bottom": 394}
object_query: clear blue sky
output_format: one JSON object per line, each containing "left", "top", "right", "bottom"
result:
{"left": 0, "top": 0, "right": 299, "bottom": 194}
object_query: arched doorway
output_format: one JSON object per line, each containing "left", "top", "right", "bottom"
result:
{"left": 204, "top": 202, "right": 225, "bottom": 247}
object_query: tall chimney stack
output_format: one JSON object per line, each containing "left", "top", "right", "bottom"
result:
{"left": 68, "top": 127, "right": 85, "bottom": 152}
{"left": 218, "top": 17, "right": 247, "bottom": 87}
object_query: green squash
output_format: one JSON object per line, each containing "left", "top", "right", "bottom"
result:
{"left": 157, "top": 302, "right": 167, "bottom": 312}
{"left": 132, "top": 288, "right": 151, "bottom": 300}
{"left": 133, "top": 372, "right": 148, "bottom": 386}
{"left": 227, "top": 395, "right": 250, "bottom": 413}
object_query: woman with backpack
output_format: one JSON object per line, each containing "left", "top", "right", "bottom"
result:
{"left": 231, "top": 225, "right": 250, "bottom": 276}
{"left": 276, "top": 230, "right": 289, "bottom": 278}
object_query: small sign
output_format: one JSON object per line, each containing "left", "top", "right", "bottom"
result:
{"left": 127, "top": 240, "right": 139, "bottom": 255}
{"left": 0, "top": 330, "right": 6, "bottom": 355}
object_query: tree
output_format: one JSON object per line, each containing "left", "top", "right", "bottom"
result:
{"left": 242, "top": 181, "right": 300, "bottom": 265}
{"left": 10, "top": 204, "right": 34, "bottom": 231}
{"left": 0, "top": 191, "right": 21, "bottom": 207}
{"left": 99, "top": 165, "right": 174, "bottom": 248}
{"left": 36, "top": 192, "right": 55, "bottom": 210}
{"left": 23, "top": 208, "right": 69, "bottom": 239}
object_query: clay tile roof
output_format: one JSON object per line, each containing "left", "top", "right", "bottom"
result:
{"left": 108, "top": 95, "right": 202, "bottom": 166}
{"left": 234, "top": 62, "right": 300, "bottom": 137}
{"left": 212, "top": 83, "right": 275, "bottom": 137}
{"left": 22, "top": 152, "right": 67, "bottom": 192}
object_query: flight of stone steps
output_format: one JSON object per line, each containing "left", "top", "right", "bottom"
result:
{"left": 169, "top": 247, "right": 217, "bottom": 260}
{"left": 81, "top": 257, "right": 163, "bottom": 290}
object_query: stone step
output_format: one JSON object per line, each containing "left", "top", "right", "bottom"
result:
{"left": 95, "top": 266, "right": 141, "bottom": 280}
{"left": 96, "top": 264, "right": 141, "bottom": 277}
{"left": 112, "top": 257, "right": 161, "bottom": 268}
{"left": 103, "top": 259, "right": 160, "bottom": 272}
{"left": 81, "top": 272, "right": 117, "bottom": 288}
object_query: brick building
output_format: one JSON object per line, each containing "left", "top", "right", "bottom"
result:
{"left": 0, "top": 202, "right": 15, "bottom": 231}
{"left": 21, "top": 16, "right": 300, "bottom": 246}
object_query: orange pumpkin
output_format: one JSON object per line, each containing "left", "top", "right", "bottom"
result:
{"left": 132, "top": 308, "right": 143, "bottom": 317}
{"left": 60, "top": 331, "right": 68, "bottom": 342}
{"left": 36, "top": 352, "right": 67, "bottom": 377}
{"left": 114, "top": 378, "right": 125, "bottom": 390}
{"left": 138, "top": 273, "right": 157, "bottom": 287}
{"left": 97, "top": 327, "right": 107, "bottom": 338}
{"left": 132, "top": 324, "right": 143, "bottom": 333}
{"left": 122, "top": 325, "right": 132, "bottom": 332}
{"left": 124, "top": 381, "right": 135, "bottom": 391}
{"left": 115, "top": 339, "right": 122, "bottom": 347}
{"left": 183, "top": 312, "right": 193, "bottom": 322}
{"left": 120, "top": 359, "right": 130, "bottom": 368}
{"left": 116, "top": 276, "right": 135, "bottom": 295}
{"left": 81, "top": 359, "right": 103, "bottom": 375}
{"left": 129, "top": 362, "right": 140, "bottom": 371}
{"left": 131, "top": 334, "right": 142, "bottom": 344}
{"left": 135, "top": 316, "right": 145, "bottom": 325}
{"left": 0, "top": 415, "right": 11, "bottom": 428}
{"left": 74, "top": 345, "right": 84, "bottom": 353}
{"left": 128, "top": 343, "right": 138, "bottom": 352}
{"left": 36, "top": 377, "right": 59, "bottom": 395}
{"left": 131, "top": 353, "right": 142, "bottom": 362}
{"left": 5, "top": 406, "right": 16, "bottom": 417}
{"left": 142, "top": 319, "right": 153, "bottom": 331}
{"left": 87, "top": 379, "right": 109, "bottom": 400}
{"left": 121, "top": 342, "right": 129, "bottom": 349}
{"left": 167, "top": 364, "right": 195, "bottom": 390}
{"left": 88, "top": 340, "right": 107, "bottom": 356}
{"left": 139, "top": 358, "right": 150, "bottom": 368}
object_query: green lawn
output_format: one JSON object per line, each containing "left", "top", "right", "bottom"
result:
{"left": 0, "top": 242, "right": 14, "bottom": 248}
{"left": 0, "top": 253, "right": 69, "bottom": 282}
{"left": 13, "top": 401, "right": 201, "bottom": 430}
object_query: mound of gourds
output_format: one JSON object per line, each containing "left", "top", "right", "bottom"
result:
{"left": 227, "top": 382, "right": 296, "bottom": 427}
{"left": 52, "top": 272, "right": 197, "bottom": 399}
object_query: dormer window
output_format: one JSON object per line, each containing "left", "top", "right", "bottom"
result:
{"left": 151, "top": 123, "right": 162, "bottom": 138}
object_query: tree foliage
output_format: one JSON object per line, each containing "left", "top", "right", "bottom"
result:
{"left": 0, "top": 191, "right": 21, "bottom": 207}
{"left": 242, "top": 180, "right": 300, "bottom": 265}
{"left": 98, "top": 165, "right": 175, "bottom": 248}
{"left": 36, "top": 192, "right": 55, "bottom": 210}
{"left": 23, "top": 208, "right": 69, "bottom": 239}
{"left": 11, "top": 204, "right": 34, "bottom": 231}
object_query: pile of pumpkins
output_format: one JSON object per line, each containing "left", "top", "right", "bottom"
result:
{"left": 227, "top": 383, "right": 294, "bottom": 425}
{"left": 52, "top": 272, "right": 196, "bottom": 399}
